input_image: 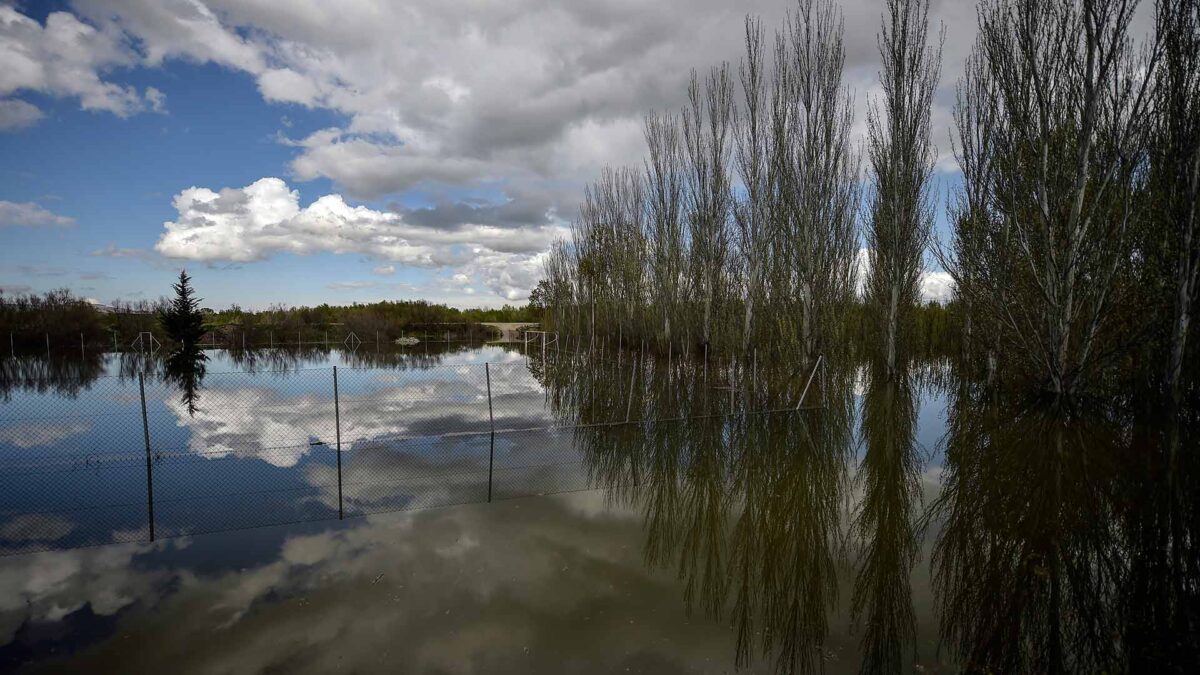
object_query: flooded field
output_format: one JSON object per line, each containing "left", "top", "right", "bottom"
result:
{"left": 0, "top": 343, "right": 1192, "bottom": 673}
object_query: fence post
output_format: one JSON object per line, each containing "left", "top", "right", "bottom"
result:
{"left": 9, "top": 332, "right": 13, "bottom": 359}
{"left": 625, "top": 354, "right": 637, "bottom": 423}
{"left": 485, "top": 363, "right": 494, "bottom": 503}
{"left": 80, "top": 332, "right": 84, "bottom": 361}
{"left": 752, "top": 348, "right": 758, "bottom": 402}
{"left": 333, "top": 366, "right": 343, "bottom": 519}
{"left": 45, "top": 333, "right": 50, "bottom": 359}
{"left": 138, "top": 372, "right": 156, "bottom": 541}
{"left": 796, "top": 354, "right": 823, "bottom": 410}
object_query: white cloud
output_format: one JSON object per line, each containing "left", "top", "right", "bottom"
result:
{"left": 856, "top": 247, "right": 956, "bottom": 304}
{"left": 0, "top": 422, "right": 91, "bottom": 449}
{"left": 144, "top": 85, "right": 166, "bottom": 112}
{"left": 0, "top": 7, "right": 159, "bottom": 116}
{"left": 0, "top": 200, "right": 75, "bottom": 227}
{"left": 371, "top": 265, "right": 395, "bottom": 276}
{"left": 154, "top": 177, "right": 563, "bottom": 301}
{"left": 0, "top": 98, "right": 42, "bottom": 130}
{"left": 50, "top": 0, "right": 979, "bottom": 202}
{"left": 0, "top": 1, "right": 988, "bottom": 304}
{"left": 921, "top": 271, "right": 955, "bottom": 304}
{"left": 327, "top": 280, "right": 376, "bottom": 290}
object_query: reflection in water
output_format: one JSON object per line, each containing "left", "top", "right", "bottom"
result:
{"left": 3, "top": 340, "right": 499, "bottom": 399}
{"left": 850, "top": 360, "right": 921, "bottom": 673}
{"left": 162, "top": 346, "right": 208, "bottom": 417}
{"left": 1122, "top": 398, "right": 1200, "bottom": 672}
{"left": 1, "top": 340, "right": 1196, "bottom": 672}
{"left": 542, "top": 350, "right": 855, "bottom": 674}
{"left": 930, "top": 389, "right": 1125, "bottom": 673}
{"left": 928, "top": 373, "right": 1200, "bottom": 674}
{"left": 0, "top": 353, "right": 107, "bottom": 401}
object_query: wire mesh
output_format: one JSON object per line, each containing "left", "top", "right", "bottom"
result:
{"left": 0, "top": 354, "right": 824, "bottom": 555}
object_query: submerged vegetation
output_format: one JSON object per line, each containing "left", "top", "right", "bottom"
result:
{"left": 542, "top": 0, "right": 1197, "bottom": 408}
{"left": 539, "top": 0, "right": 1198, "bottom": 672}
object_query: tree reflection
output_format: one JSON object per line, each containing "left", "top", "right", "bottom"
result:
{"left": 1119, "top": 396, "right": 1200, "bottom": 672}
{"left": 163, "top": 345, "right": 208, "bottom": 417}
{"left": 849, "top": 358, "right": 921, "bottom": 673}
{"left": 0, "top": 353, "right": 107, "bottom": 401}
{"left": 927, "top": 381, "right": 1175, "bottom": 674}
{"left": 541, "top": 349, "right": 853, "bottom": 675}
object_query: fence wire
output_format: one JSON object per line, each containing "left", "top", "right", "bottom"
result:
{"left": 0, "top": 354, "right": 821, "bottom": 555}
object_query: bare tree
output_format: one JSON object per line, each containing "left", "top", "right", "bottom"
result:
{"left": 946, "top": 0, "right": 1158, "bottom": 402}
{"left": 865, "top": 0, "right": 941, "bottom": 379}
{"left": 735, "top": 17, "right": 772, "bottom": 353}
{"left": 1150, "top": 0, "right": 1199, "bottom": 414}
{"left": 683, "top": 66, "right": 736, "bottom": 350}
{"left": 776, "top": 0, "right": 861, "bottom": 367}
{"left": 644, "top": 111, "right": 687, "bottom": 350}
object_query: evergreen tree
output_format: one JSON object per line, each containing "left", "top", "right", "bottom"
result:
{"left": 159, "top": 270, "right": 206, "bottom": 348}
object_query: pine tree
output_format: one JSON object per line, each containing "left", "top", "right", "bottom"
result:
{"left": 160, "top": 270, "right": 205, "bottom": 348}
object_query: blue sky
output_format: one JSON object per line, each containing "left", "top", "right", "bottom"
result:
{"left": 1, "top": 0, "right": 974, "bottom": 309}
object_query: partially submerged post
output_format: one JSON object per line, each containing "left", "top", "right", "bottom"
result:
{"left": 333, "top": 366, "right": 343, "bottom": 519}
{"left": 138, "top": 372, "right": 155, "bottom": 541}
{"left": 485, "top": 363, "right": 495, "bottom": 502}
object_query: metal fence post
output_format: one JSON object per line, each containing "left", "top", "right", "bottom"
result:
{"left": 625, "top": 354, "right": 637, "bottom": 423}
{"left": 485, "top": 363, "right": 494, "bottom": 502}
{"left": 138, "top": 372, "right": 155, "bottom": 541}
{"left": 752, "top": 348, "right": 758, "bottom": 404}
{"left": 796, "top": 354, "right": 823, "bottom": 410}
{"left": 333, "top": 366, "right": 343, "bottom": 519}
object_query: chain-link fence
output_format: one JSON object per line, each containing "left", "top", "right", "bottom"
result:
{"left": 0, "top": 353, "right": 824, "bottom": 555}
{"left": 0, "top": 359, "right": 608, "bottom": 555}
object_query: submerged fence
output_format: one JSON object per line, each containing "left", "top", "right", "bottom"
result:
{"left": 0, "top": 355, "right": 825, "bottom": 556}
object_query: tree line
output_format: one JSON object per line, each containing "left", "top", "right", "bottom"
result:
{"left": 0, "top": 282, "right": 537, "bottom": 352}
{"left": 540, "top": 0, "right": 1198, "bottom": 407}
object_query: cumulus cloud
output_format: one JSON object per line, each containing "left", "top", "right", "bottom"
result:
{"left": 40, "top": 1, "right": 975, "bottom": 200}
{"left": 154, "top": 177, "right": 562, "bottom": 300}
{"left": 921, "top": 271, "right": 955, "bottom": 304}
{"left": 0, "top": 200, "right": 75, "bottom": 227}
{"left": 0, "top": 98, "right": 42, "bottom": 130}
{"left": 856, "top": 248, "right": 956, "bottom": 304}
{"left": 0, "top": 7, "right": 160, "bottom": 116}
{"left": 1, "top": 1, "right": 989, "bottom": 302}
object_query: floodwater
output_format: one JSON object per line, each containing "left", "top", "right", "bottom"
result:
{"left": 0, "top": 343, "right": 1193, "bottom": 673}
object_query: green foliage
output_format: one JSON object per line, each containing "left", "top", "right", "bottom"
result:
{"left": 159, "top": 271, "right": 206, "bottom": 347}
{"left": 527, "top": 279, "right": 550, "bottom": 312}
{"left": 0, "top": 289, "right": 107, "bottom": 351}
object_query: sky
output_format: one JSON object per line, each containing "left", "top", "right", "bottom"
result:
{"left": 0, "top": 0, "right": 984, "bottom": 310}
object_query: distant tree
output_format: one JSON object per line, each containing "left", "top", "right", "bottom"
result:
{"left": 159, "top": 270, "right": 206, "bottom": 348}
{"left": 528, "top": 279, "right": 551, "bottom": 314}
